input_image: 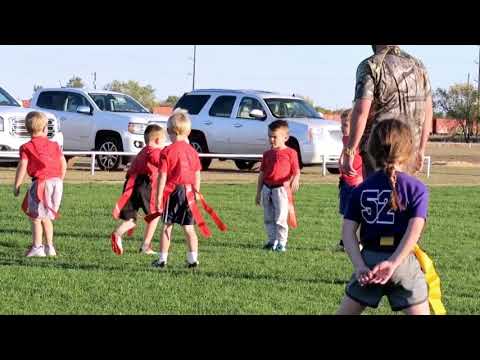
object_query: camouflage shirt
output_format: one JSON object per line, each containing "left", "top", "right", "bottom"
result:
{"left": 354, "top": 46, "right": 432, "bottom": 151}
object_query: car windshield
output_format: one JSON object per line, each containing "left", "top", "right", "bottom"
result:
{"left": 0, "top": 87, "right": 20, "bottom": 107}
{"left": 89, "top": 93, "right": 149, "bottom": 113}
{"left": 265, "top": 98, "right": 322, "bottom": 119}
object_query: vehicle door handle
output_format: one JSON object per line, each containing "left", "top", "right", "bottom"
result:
{"left": 233, "top": 123, "right": 243, "bottom": 128}
{"left": 204, "top": 121, "right": 213, "bottom": 125}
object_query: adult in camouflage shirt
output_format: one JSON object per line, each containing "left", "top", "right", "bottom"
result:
{"left": 342, "top": 45, "right": 433, "bottom": 177}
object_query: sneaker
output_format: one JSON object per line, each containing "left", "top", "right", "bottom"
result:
{"left": 45, "top": 245, "right": 57, "bottom": 257}
{"left": 111, "top": 232, "right": 123, "bottom": 255}
{"left": 26, "top": 245, "right": 46, "bottom": 257}
{"left": 187, "top": 261, "right": 199, "bottom": 269}
{"left": 275, "top": 244, "right": 287, "bottom": 252}
{"left": 263, "top": 241, "right": 277, "bottom": 250}
{"left": 152, "top": 259, "right": 167, "bottom": 268}
{"left": 139, "top": 246, "right": 157, "bottom": 255}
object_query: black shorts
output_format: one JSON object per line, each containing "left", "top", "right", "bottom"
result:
{"left": 119, "top": 175, "right": 152, "bottom": 221}
{"left": 338, "top": 179, "right": 355, "bottom": 216}
{"left": 163, "top": 185, "right": 195, "bottom": 226}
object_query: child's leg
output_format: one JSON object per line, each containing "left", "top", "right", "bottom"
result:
{"left": 336, "top": 296, "right": 366, "bottom": 315}
{"left": 403, "top": 301, "right": 430, "bottom": 315}
{"left": 31, "top": 219, "right": 43, "bottom": 247}
{"left": 42, "top": 218, "right": 54, "bottom": 247}
{"left": 262, "top": 187, "right": 276, "bottom": 245}
{"left": 183, "top": 225, "right": 198, "bottom": 264}
{"left": 114, "top": 219, "right": 136, "bottom": 237}
{"left": 159, "top": 223, "right": 174, "bottom": 262}
{"left": 142, "top": 217, "right": 160, "bottom": 249}
{"left": 272, "top": 187, "right": 289, "bottom": 248}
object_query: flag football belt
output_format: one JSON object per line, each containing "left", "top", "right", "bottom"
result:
{"left": 144, "top": 183, "right": 227, "bottom": 238}
{"left": 21, "top": 177, "right": 60, "bottom": 220}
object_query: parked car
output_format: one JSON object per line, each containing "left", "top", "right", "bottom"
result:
{"left": 31, "top": 88, "right": 169, "bottom": 170}
{"left": 0, "top": 85, "right": 63, "bottom": 160}
{"left": 174, "top": 89, "right": 343, "bottom": 172}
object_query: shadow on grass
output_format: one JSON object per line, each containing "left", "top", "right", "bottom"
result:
{"left": 0, "top": 228, "right": 108, "bottom": 242}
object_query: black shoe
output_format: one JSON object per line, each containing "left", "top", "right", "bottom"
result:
{"left": 336, "top": 241, "right": 345, "bottom": 252}
{"left": 263, "top": 242, "right": 275, "bottom": 250}
{"left": 152, "top": 259, "right": 167, "bottom": 268}
{"left": 187, "top": 261, "right": 199, "bottom": 269}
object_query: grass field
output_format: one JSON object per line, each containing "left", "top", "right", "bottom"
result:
{"left": 0, "top": 183, "right": 479, "bottom": 315}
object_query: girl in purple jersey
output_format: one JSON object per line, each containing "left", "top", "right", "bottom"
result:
{"left": 337, "top": 119, "right": 430, "bottom": 315}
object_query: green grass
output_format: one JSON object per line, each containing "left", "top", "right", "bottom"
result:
{"left": 0, "top": 183, "right": 479, "bottom": 315}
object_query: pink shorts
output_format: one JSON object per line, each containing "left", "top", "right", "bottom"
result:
{"left": 27, "top": 178, "right": 63, "bottom": 220}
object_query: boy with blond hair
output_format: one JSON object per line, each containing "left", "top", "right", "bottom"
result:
{"left": 150, "top": 108, "right": 226, "bottom": 269}
{"left": 14, "top": 111, "right": 67, "bottom": 257}
{"left": 111, "top": 124, "right": 166, "bottom": 255}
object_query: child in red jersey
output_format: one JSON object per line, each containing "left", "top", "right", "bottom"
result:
{"left": 151, "top": 109, "right": 226, "bottom": 269}
{"left": 255, "top": 120, "right": 300, "bottom": 252}
{"left": 14, "top": 111, "right": 67, "bottom": 257}
{"left": 111, "top": 124, "right": 166, "bottom": 255}
{"left": 338, "top": 109, "right": 363, "bottom": 251}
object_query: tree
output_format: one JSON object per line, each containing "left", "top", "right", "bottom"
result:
{"left": 33, "top": 84, "right": 43, "bottom": 93}
{"left": 434, "top": 83, "right": 479, "bottom": 142}
{"left": 66, "top": 76, "right": 85, "bottom": 88}
{"left": 104, "top": 80, "right": 157, "bottom": 111}
{"left": 164, "top": 95, "right": 179, "bottom": 106}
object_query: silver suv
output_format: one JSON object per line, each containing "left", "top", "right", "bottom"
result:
{"left": 175, "top": 89, "right": 343, "bottom": 172}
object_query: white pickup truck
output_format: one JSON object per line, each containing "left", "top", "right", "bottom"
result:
{"left": 0, "top": 85, "right": 63, "bottom": 157}
{"left": 175, "top": 89, "right": 343, "bottom": 172}
{"left": 31, "top": 88, "right": 169, "bottom": 170}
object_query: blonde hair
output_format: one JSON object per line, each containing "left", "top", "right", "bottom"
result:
{"left": 168, "top": 108, "right": 191, "bottom": 136}
{"left": 144, "top": 124, "right": 165, "bottom": 144}
{"left": 25, "top": 111, "right": 48, "bottom": 135}
{"left": 367, "top": 118, "right": 414, "bottom": 211}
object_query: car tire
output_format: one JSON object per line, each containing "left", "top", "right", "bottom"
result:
{"left": 286, "top": 138, "right": 303, "bottom": 170}
{"left": 234, "top": 160, "right": 257, "bottom": 171}
{"left": 327, "top": 167, "right": 340, "bottom": 175}
{"left": 96, "top": 136, "right": 122, "bottom": 171}
{"left": 189, "top": 133, "right": 212, "bottom": 171}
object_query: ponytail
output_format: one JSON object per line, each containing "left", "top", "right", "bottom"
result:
{"left": 385, "top": 163, "right": 403, "bottom": 211}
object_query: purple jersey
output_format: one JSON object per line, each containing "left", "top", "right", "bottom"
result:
{"left": 344, "top": 170, "right": 429, "bottom": 252}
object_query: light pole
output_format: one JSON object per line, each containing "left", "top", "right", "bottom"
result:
{"left": 192, "top": 45, "right": 197, "bottom": 91}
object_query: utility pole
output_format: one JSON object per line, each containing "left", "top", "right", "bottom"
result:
{"left": 192, "top": 45, "right": 197, "bottom": 91}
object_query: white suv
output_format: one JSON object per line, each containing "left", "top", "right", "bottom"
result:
{"left": 175, "top": 89, "right": 343, "bottom": 172}
{"left": 0, "top": 85, "right": 63, "bottom": 156}
{"left": 31, "top": 88, "right": 169, "bottom": 170}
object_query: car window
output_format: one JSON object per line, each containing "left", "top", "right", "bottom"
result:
{"left": 175, "top": 94, "right": 211, "bottom": 115}
{"left": 37, "top": 91, "right": 68, "bottom": 111}
{"left": 65, "top": 93, "right": 91, "bottom": 113}
{"left": 208, "top": 96, "right": 236, "bottom": 118}
{"left": 237, "top": 97, "right": 265, "bottom": 119}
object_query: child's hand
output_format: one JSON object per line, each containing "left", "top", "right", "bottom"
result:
{"left": 255, "top": 193, "right": 261, "bottom": 206}
{"left": 370, "top": 260, "right": 397, "bottom": 285}
{"left": 291, "top": 178, "right": 300, "bottom": 193}
{"left": 355, "top": 264, "right": 374, "bottom": 286}
{"left": 13, "top": 186, "right": 20, "bottom": 197}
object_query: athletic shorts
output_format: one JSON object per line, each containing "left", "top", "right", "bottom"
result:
{"left": 345, "top": 250, "right": 428, "bottom": 311}
{"left": 119, "top": 175, "right": 152, "bottom": 221}
{"left": 163, "top": 185, "right": 195, "bottom": 226}
{"left": 28, "top": 178, "right": 63, "bottom": 220}
{"left": 338, "top": 179, "right": 355, "bottom": 216}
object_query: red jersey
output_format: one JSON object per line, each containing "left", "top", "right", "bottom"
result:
{"left": 127, "top": 145, "right": 162, "bottom": 177}
{"left": 260, "top": 147, "right": 300, "bottom": 186}
{"left": 340, "top": 135, "right": 363, "bottom": 187}
{"left": 160, "top": 140, "right": 201, "bottom": 187}
{"left": 19, "top": 136, "right": 63, "bottom": 179}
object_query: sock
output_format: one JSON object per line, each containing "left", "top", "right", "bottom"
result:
{"left": 187, "top": 251, "right": 198, "bottom": 264}
{"left": 159, "top": 252, "right": 168, "bottom": 263}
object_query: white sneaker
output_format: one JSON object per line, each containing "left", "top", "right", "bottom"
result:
{"left": 45, "top": 245, "right": 57, "bottom": 257}
{"left": 26, "top": 245, "right": 46, "bottom": 257}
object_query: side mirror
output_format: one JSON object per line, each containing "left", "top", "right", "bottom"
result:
{"left": 77, "top": 105, "right": 92, "bottom": 115}
{"left": 250, "top": 109, "right": 266, "bottom": 120}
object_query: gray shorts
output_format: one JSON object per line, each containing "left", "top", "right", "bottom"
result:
{"left": 345, "top": 250, "right": 428, "bottom": 311}
{"left": 28, "top": 178, "right": 63, "bottom": 220}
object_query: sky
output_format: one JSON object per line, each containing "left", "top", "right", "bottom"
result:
{"left": 1, "top": 45, "right": 479, "bottom": 109}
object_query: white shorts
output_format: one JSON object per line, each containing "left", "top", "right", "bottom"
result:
{"left": 27, "top": 178, "right": 63, "bottom": 220}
